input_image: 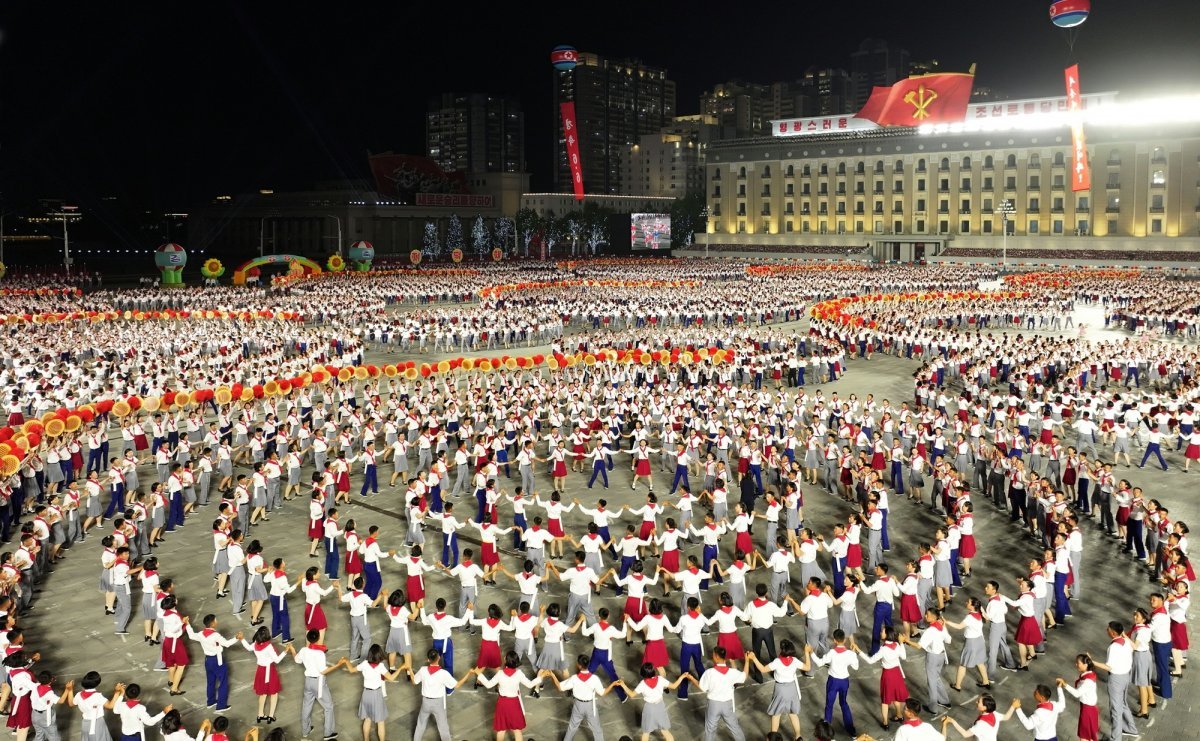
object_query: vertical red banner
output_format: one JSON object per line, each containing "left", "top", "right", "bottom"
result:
{"left": 1064, "top": 64, "right": 1091, "bottom": 192}
{"left": 560, "top": 102, "right": 585, "bottom": 201}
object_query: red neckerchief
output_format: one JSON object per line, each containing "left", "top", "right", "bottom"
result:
{"left": 1037, "top": 701, "right": 1055, "bottom": 711}
{"left": 904, "top": 719, "right": 922, "bottom": 727}
{"left": 1076, "top": 671, "right": 1096, "bottom": 686}
{"left": 977, "top": 712, "right": 996, "bottom": 726}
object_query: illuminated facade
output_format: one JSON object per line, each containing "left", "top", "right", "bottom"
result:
{"left": 705, "top": 95, "right": 1200, "bottom": 246}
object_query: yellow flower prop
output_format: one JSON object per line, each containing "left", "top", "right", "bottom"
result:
{"left": 326, "top": 254, "right": 346, "bottom": 272}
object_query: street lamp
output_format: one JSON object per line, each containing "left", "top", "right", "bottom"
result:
{"left": 995, "top": 199, "right": 1016, "bottom": 272}
{"left": 53, "top": 206, "right": 81, "bottom": 276}
{"left": 699, "top": 205, "right": 710, "bottom": 258}
{"left": 324, "top": 215, "right": 343, "bottom": 255}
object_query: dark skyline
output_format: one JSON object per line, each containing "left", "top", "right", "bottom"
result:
{"left": 2, "top": 0, "right": 1197, "bottom": 220}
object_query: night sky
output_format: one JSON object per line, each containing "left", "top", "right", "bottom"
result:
{"left": 1, "top": 0, "right": 1196, "bottom": 216}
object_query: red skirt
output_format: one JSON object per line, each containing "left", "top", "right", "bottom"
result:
{"left": 336, "top": 472, "right": 350, "bottom": 493}
{"left": 346, "top": 550, "right": 362, "bottom": 575}
{"left": 643, "top": 638, "right": 669, "bottom": 668}
{"left": 870, "top": 453, "right": 885, "bottom": 470}
{"left": 305, "top": 603, "right": 328, "bottom": 631}
{"left": 959, "top": 534, "right": 977, "bottom": 559}
{"left": 407, "top": 574, "right": 425, "bottom": 603}
{"left": 900, "top": 594, "right": 922, "bottom": 624}
{"left": 624, "top": 596, "right": 647, "bottom": 623}
{"left": 482, "top": 542, "right": 499, "bottom": 567}
{"left": 1039, "top": 429, "right": 1054, "bottom": 445}
{"left": 477, "top": 639, "right": 502, "bottom": 668}
{"left": 71, "top": 452, "right": 84, "bottom": 469}
{"left": 134, "top": 433, "right": 149, "bottom": 451}
{"left": 1078, "top": 703, "right": 1100, "bottom": 740}
{"left": 880, "top": 666, "right": 909, "bottom": 704}
{"left": 161, "top": 635, "right": 190, "bottom": 667}
{"left": 1015, "top": 615, "right": 1043, "bottom": 646}
{"left": 635, "top": 459, "right": 652, "bottom": 476}
{"left": 639, "top": 521, "right": 655, "bottom": 540}
{"left": 735, "top": 531, "right": 753, "bottom": 555}
{"left": 548, "top": 519, "right": 564, "bottom": 538}
{"left": 839, "top": 468, "right": 853, "bottom": 486}
{"left": 1186, "top": 444, "right": 1200, "bottom": 461}
{"left": 573, "top": 445, "right": 586, "bottom": 461}
{"left": 5, "top": 413, "right": 23, "bottom": 427}
{"left": 737, "top": 457, "right": 749, "bottom": 475}
{"left": 5, "top": 693, "right": 30, "bottom": 730}
{"left": 493, "top": 695, "right": 526, "bottom": 731}
{"left": 254, "top": 664, "right": 282, "bottom": 695}
{"left": 1171, "top": 619, "right": 1189, "bottom": 650}
{"left": 308, "top": 518, "right": 324, "bottom": 540}
{"left": 553, "top": 461, "right": 567, "bottom": 478}
{"left": 1063, "top": 467, "right": 1077, "bottom": 486}
{"left": 661, "top": 549, "right": 680, "bottom": 573}
{"left": 1116, "top": 507, "right": 1131, "bottom": 527}
{"left": 847, "top": 543, "right": 863, "bottom": 569}
{"left": 716, "top": 631, "right": 744, "bottom": 660}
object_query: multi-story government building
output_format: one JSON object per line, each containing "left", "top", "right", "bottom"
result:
{"left": 702, "top": 90, "right": 1200, "bottom": 261}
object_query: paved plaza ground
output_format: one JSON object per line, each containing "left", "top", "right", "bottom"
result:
{"left": 28, "top": 307, "right": 1199, "bottom": 741}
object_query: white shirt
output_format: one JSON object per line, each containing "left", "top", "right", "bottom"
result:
{"left": 812, "top": 644, "right": 859, "bottom": 679}
{"left": 698, "top": 664, "right": 745, "bottom": 703}
{"left": 413, "top": 665, "right": 458, "bottom": 699}
{"left": 1015, "top": 689, "right": 1065, "bottom": 740}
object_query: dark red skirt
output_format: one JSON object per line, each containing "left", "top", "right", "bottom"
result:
{"left": 737, "top": 457, "right": 749, "bottom": 475}
{"left": 548, "top": 519, "right": 565, "bottom": 538}
{"left": 880, "top": 666, "right": 909, "bottom": 704}
{"left": 639, "top": 521, "right": 655, "bottom": 540}
{"left": 661, "top": 549, "right": 680, "bottom": 573}
{"left": 308, "top": 518, "right": 324, "bottom": 540}
{"left": 735, "top": 531, "right": 753, "bottom": 555}
{"left": 1078, "top": 702, "right": 1100, "bottom": 740}
{"left": 1171, "top": 619, "right": 1189, "bottom": 650}
{"left": 900, "top": 594, "right": 922, "bottom": 624}
{"left": 407, "top": 574, "right": 425, "bottom": 603}
{"left": 305, "top": 603, "right": 328, "bottom": 631}
{"left": 959, "top": 534, "right": 977, "bottom": 559}
{"left": 134, "top": 433, "right": 149, "bottom": 451}
{"left": 482, "top": 542, "right": 499, "bottom": 567}
{"left": 870, "top": 453, "right": 885, "bottom": 470}
{"left": 1015, "top": 615, "right": 1043, "bottom": 646}
{"left": 5, "top": 693, "right": 30, "bottom": 730}
{"left": 493, "top": 695, "right": 526, "bottom": 731}
{"left": 716, "top": 631, "right": 744, "bottom": 660}
{"left": 476, "top": 639, "right": 502, "bottom": 668}
{"left": 643, "top": 638, "right": 669, "bottom": 668}
{"left": 624, "top": 596, "right": 647, "bottom": 623}
{"left": 847, "top": 543, "right": 863, "bottom": 569}
{"left": 161, "top": 636, "right": 190, "bottom": 667}
{"left": 345, "top": 550, "right": 362, "bottom": 575}
{"left": 254, "top": 664, "right": 282, "bottom": 695}
{"left": 635, "top": 459, "right": 652, "bottom": 476}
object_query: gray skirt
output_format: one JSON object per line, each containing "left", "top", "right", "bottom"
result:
{"left": 218, "top": 459, "right": 233, "bottom": 477}
{"left": 50, "top": 523, "right": 66, "bottom": 545}
{"left": 46, "top": 464, "right": 64, "bottom": 484}
{"left": 1132, "top": 650, "right": 1153, "bottom": 686}
{"left": 288, "top": 467, "right": 301, "bottom": 486}
{"left": 126, "top": 469, "right": 140, "bottom": 491}
{"left": 640, "top": 700, "right": 671, "bottom": 732}
{"left": 766, "top": 680, "right": 802, "bottom": 716}
{"left": 213, "top": 549, "right": 229, "bottom": 576}
{"left": 804, "top": 450, "right": 819, "bottom": 468}
{"left": 385, "top": 625, "right": 411, "bottom": 655}
{"left": 183, "top": 487, "right": 196, "bottom": 504}
{"left": 142, "top": 591, "right": 158, "bottom": 620}
{"left": 584, "top": 552, "right": 603, "bottom": 573}
{"left": 248, "top": 575, "right": 268, "bottom": 602}
{"left": 839, "top": 608, "right": 859, "bottom": 636}
{"left": 358, "top": 686, "right": 388, "bottom": 722}
{"left": 958, "top": 635, "right": 986, "bottom": 668}
{"left": 800, "top": 562, "right": 827, "bottom": 588}
{"left": 86, "top": 496, "right": 102, "bottom": 518}
{"left": 252, "top": 488, "right": 267, "bottom": 508}
{"left": 405, "top": 522, "right": 424, "bottom": 546}
{"left": 98, "top": 569, "right": 113, "bottom": 593}
{"left": 151, "top": 509, "right": 166, "bottom": 529}
{"left": 536, "top": 641, "right": 570, "bottom": 672}
{"left": 934, "top": 560, "right": 953, "bottom": 588}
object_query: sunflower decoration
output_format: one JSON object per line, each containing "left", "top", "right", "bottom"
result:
{"left": 200, "top": 258, "right": 225, "bottom": 279}
{"left": 326, "top": 254, "right": 346, "bottom": 272}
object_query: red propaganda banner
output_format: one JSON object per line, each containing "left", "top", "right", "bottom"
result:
{"left": 560, "top": 102, "right": 585, "bottom": 201}
{"left": 1064, "top": 64, "right": 1091, "bottom": 192}
{"left": 858, "top": 72, "right": 975, "bottom": 127}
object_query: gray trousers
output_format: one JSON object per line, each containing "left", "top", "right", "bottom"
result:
{"left": 567, "top": 592, "right": 595, "bottom": 625}
{"left": 229, "top": 566, "right": 247, "bottom": 613}
{"left": 1068, "top": 551, "right": 1082, "bottom": 599}
{"left": 452, "top": 466, "right": 469, "bottom": 496}
{"left": 31, "top": 708, "right": 60, "bottom": 741}
{"left": 459, "top": 586, "right": 478, "bottom": 619}
{"left": 349, "top": 615, "right": 371, "bottom": 661}
{"left": 868, "top": 530, "right": 883, "bottom": 569}
{"left": 1108, "top": 672, "right": 1138, "bottom": 738}
{"left": 925, "top": 651, "right": 949, "bottom": 706}
{"left": 197, "top": 471, "right": 211, "bottom": 505}
{"left": 807, "top": 616, "right": 830, "bottom": 655}
{"left": 413, "top": 696, "right": 451, "bottom": 740}
{"left": 704, "top": 699, "right": 745, "bottom": 741}
{"left": 986, "top": 621, "right": 1015, "bottom": 675}
{"left": 113, "top": 587, "right": 132, "bottom": 632}
{"left": 300, "top": 676, "right": 336, "bottom": 736}
{"left": 770, "top": 570, "right": 790, "bottom": 603}
{"left": 564, "top": 699, "right": 605, "bottom": 741}
{"left": 519, "top": 464, "right": 534, "bottom": 496}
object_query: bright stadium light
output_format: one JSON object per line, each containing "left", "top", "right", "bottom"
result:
{"left": 918, "top": 94, "right": 1200, "bottom": 135}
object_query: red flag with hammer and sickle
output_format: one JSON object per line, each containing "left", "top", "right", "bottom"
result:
{"left": 857, "top": 72, "right": 975, "bottom": 127}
